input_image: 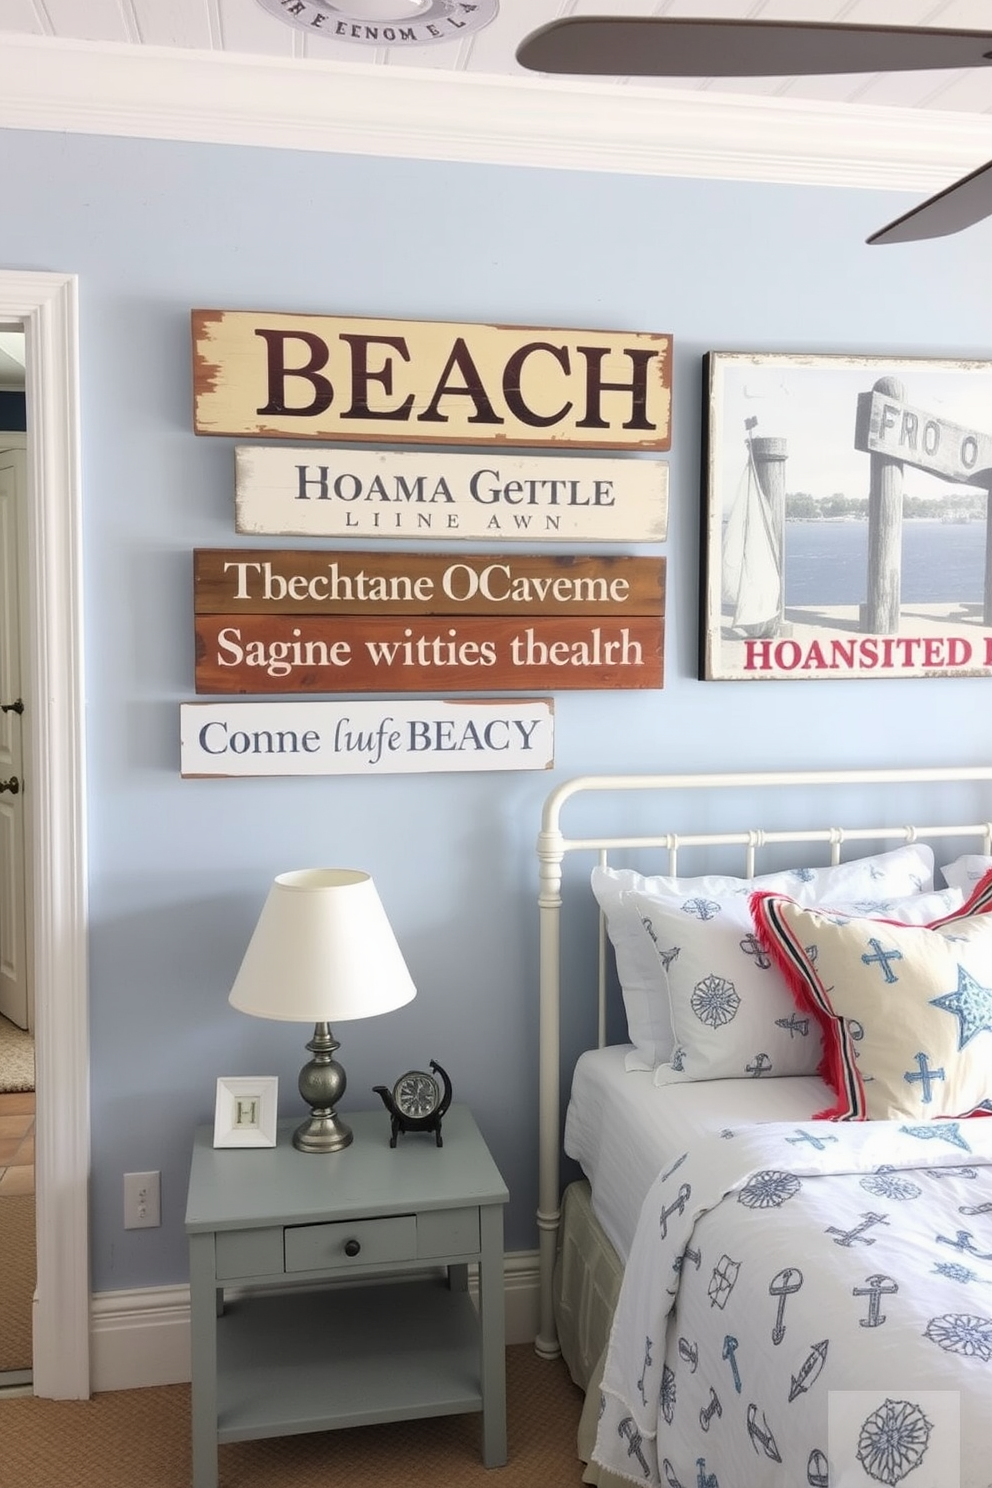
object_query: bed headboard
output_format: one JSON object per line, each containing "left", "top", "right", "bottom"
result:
{"left": 534, "top": 765, "right": 992, "bottom": 1360}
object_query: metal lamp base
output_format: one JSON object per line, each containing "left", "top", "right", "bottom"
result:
{"left": 293, "top": 1021, "right": 354, "bottom": 1153}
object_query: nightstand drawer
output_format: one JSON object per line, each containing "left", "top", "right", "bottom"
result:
{"left": 284, "top": 1214, "right": 417, "bottom": 1272}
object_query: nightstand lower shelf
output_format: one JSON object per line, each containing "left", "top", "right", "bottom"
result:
{"left": 216, "top": 1277, "right": 483, "bottom": 1442}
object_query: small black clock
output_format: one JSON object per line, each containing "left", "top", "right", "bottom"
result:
{"left": 373, "top": 1059, "right": 453, "bottom": 1147}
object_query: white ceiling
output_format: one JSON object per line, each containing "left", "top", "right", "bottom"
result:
{"left": 2, "top": 1, "right": 991, "bottom": 111}
{"left": 3, "top": 2, "right": 992, "bottom": 211}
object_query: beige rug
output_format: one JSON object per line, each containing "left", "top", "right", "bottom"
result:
{"left": 0, "top": 1016, "right": 33, "bottom": 1093}
{"left": 0, "top": 1192, "right": 34, "bottom": 1372}
{"left": 0, "top": 1343, "right": 586, "bottom": 1487}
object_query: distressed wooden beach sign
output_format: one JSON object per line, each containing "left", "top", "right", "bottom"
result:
{"left": 192, "top": 310, "right": 672, "bottom": 450}
{"left": 180, "top": 698, "right": 555, "bottom": 777}
{"left": 194, "top": 549, "right": 665, "bottom": 693}
{"left": 234, "top": 446, "right": 668, "bottom": 542}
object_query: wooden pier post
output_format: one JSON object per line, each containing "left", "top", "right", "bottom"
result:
{"left": 983, "top": 486, "right": 992, "bottom": 627}
{"left": 750, "top": 435, "right": 788, "bottom": 632}
{"left": 864, "top": 376, "right": 905, "bottom": 634}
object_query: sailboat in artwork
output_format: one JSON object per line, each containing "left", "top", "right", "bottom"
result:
{"left": 722, "top": 417, "right": 782, "bottom": 636}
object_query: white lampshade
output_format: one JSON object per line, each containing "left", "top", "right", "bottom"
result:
{"left": 230, "top": 868, "right": 416, "bottom": 1024}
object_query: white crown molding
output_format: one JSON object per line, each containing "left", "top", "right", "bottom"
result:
{"left": 2, "top": 33, "right": 992, "bottom": 193}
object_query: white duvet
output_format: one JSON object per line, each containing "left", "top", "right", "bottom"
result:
{"left": 594, "top": 1117, "right": 992, "bottom": 1488}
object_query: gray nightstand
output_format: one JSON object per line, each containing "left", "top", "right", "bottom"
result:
{"left": 185, "top": 1102, "right": 509, "bottom": 1488}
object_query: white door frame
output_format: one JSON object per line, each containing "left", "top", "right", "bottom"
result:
{"left": 1, "top": 271, "right": 89, "bottom": 1398}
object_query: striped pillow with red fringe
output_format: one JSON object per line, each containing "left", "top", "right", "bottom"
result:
{"left": 752, "top": 870, "right": 992, "bottom": 1121}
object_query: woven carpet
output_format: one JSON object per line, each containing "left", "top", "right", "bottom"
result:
{"left": 0, "top": 1016, "right": 33, "bottom": 1093}
{"left": 0, "top": 1343, "right": 587, "bottom": 1487}
{"left": 0, "top": 1193, "right": 34, "bottom": 1372}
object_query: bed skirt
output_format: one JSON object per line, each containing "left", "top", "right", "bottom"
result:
{"left": 552, "top": 1179, "right": 630, "bottom": 1488}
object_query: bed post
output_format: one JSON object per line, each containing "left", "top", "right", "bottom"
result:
{"left": 535, "top": 800, "right": 566, "bottom": 1359}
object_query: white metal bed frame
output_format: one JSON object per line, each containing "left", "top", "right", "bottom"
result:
{"left": 535, "top": 765, "right": 992, "bottom": 1361}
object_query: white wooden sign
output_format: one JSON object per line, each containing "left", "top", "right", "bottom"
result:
{"left": 234, "top": 446, "right": 668, "bottom": 542}
{"left": 856, "top": 388, "right": 992, "bottom": 486}
{"left": 180, "top": 698, "right": 554, "bottom": 777}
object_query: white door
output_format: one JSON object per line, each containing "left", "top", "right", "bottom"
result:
{"left": 0, "top": 440, "right": 28, "bottom": 1030}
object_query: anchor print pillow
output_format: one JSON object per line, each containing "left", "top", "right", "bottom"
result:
{"left": 941, "top": 853, "right": 992, "bottom": 893}
{"left": 591, "top": 843, "right": 937, "bottom": 1072}
{"left": 753, "top": 869, "right": 992, "bottom": 1120}
{"left": 625, "top": 879, "right": 959, "bottom": 1088}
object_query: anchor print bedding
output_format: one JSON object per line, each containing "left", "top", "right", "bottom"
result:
{"left": 593, "top": 1119, "right": 992, "bottom": 1488}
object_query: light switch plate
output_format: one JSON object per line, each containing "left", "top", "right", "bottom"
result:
{"left": 123, "top": 1170, "right": 160, "bottom": 1229}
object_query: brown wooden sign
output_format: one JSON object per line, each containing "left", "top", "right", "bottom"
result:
{"left": 194, "top": 550, "right": 665, "bottom": 694}
{"left": 194, "top": 550, "right": 664, "bottom": 617}
{"left": 192, "top": 310, "right": 672, "bottom": 451}
{"left": 195, "top": 615, "right": 661, "bottom": 693}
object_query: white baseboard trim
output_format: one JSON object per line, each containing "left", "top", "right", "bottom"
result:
{"left": 90, "top": 1284, "right": 192, "bottom": 1392}
{"left": 500, "top": 1250, "right": 541, "bottom": 1348}
{"left": 90, "top": 1251, "right": 541, "bottom": 1393}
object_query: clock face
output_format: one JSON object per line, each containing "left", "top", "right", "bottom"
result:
{"left": 394, "top": 1070, "right": 441, "bottom": 1119}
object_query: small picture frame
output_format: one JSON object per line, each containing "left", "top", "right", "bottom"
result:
{"left": 213, "top": 1076, "right": 278, "bottom": 1148}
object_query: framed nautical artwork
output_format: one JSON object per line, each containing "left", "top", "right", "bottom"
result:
{"left": 699, "top": 351, "right": 992, "bottom": 681}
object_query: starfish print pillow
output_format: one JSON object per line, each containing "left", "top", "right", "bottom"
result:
{"left": 752, "top": 869, "right": 992, "bottom": 1120}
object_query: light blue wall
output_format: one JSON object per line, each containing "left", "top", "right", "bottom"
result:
{"left": 5, "top": 127, "right": 992, "bottom": 1290}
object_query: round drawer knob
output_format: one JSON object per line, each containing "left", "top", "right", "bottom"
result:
{"left": 343, "top": 1238, "right": 361, "bottom": 1257}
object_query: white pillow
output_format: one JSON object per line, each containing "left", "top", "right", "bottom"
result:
{"left": 941, "top": 853, "right": 992, "bottom": 892}
{"left": 629, "top": 884, "right": 962, "bottom": 1087}
{"left": 591, "top": 844, "right": 936, "bottom": 1071}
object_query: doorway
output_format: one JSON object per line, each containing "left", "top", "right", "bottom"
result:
{"left": 0, "top": 431, "right": 29, "bottom": 1037}
{"left": 0, "top": 420, "right": 33, "bottom": 1386}
{"left": 0, "top": 272, "right": 88, "bottom": 1400}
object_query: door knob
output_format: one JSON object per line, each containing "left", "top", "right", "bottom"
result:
{"left": 0, "top": 698, "right": 23, "bottom": 715}
{"left": 0, "top": 776, "right": 20, "bottom": 794}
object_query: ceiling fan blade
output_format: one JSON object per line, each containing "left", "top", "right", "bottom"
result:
{"left": 868, "top": 158, "right": 992, "bottom": 245}
{"left": 516, "top": 18, "right": 992, "bottom": 79}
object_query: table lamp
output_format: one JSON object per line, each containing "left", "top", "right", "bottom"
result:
{"left": 229, "top": 868, "right": 416, "bottom": 1153}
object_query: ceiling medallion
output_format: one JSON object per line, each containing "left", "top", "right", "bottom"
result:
{"left": 256, "top": 1, "right": 499, "bottom": 48}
